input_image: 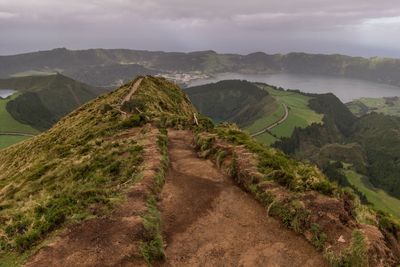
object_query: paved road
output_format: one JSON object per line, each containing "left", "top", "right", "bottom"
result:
{"left": 251, "top": 103, "right": 289, "bottom": 137}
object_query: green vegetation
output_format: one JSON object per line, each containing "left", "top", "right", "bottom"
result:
{"left": 351, "top": 113, "right": 400, "bottom": 199}
{"left": 0, "top": 135, "right": 30, "bottom": 149}
{"left": 0, "top": 94, "right": 38, "bottom": 134}
{"left": 0, "top": 76, "right": 199, "bottom": 264}
{"left": 140, "top": 196, "right": 165, "bottom": 264}
{"left": 0, "top": 87, "right": 145, "bottom": 253}
{"left": 325, "top": 230, "right": 369, "bottom": 267}
{"left": 186, "top": 80, "right": 275, "bottom": 127}
{"left": 245, "top": 85, "right": 323, "bottom": 144}
{"left": 347, "top": 97, "right": 400, "bottom": 117}
{"left": 344, "top": 169, "right": 400, "bottom": 218}
{"left": 140, "top": 130, "right": 169, "bottom": 264}
{"left": 245, "top": 100, "right": 284, "bottom": 133}
{"left": 212, "top": 126, "right": 337, "bottom": 194}
{"left": 193, "top": 125, "right": 397, "bottom": 265}
{"left": 276, "top": 91, "right": 400, "bottom": 223}
{"left": 186, "top": 81, "right": 323, "bottom": 146}
{"left": 0, "top": 74, "right": 98, "bottom": 131}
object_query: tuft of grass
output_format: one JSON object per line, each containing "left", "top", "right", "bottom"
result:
{"left": 325, "top": 230, "right": 369, "bottom": 267}
{"left": 310, "top": 223, "right": 328, "bottom": 251}
{"left": 139, "top": 128, "right": 169, "bottom": 265}
{"left": 213, "top": 125, "right": 339, "bottom": 195}
{"left": 140, "top": 196, "right": 165, "bottom": 264}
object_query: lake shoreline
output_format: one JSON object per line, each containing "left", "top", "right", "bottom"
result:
{"left": 187, "top": 72, "right": 400, "bottom": 103}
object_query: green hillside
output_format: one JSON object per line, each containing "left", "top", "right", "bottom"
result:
{"left": 276, "top": 94, "right": 400, "bottom": 219}
{"left": 347, "top": 96, "right": 400, "bottom": 117}
{"left": 186, "top": 81, "right": 323, "bottom": 145}
{"left": 186, "top": 80, "right": 275, "bottom": 126}
{"left": 0, "top": 94, "right": 38, "bottom": 134}
{"left": 246, "top": 84, "right": 323, "bottom": 144}
{"left": 0, "top": 94, "right": 39, "bottom": 149}
{"left": 0, "top": 76, "right": 199, "bottom": 265}
{"left": 0, "top": 74, "right": 98, "bottom": 131}
{"left": 344, "top": 169, "right": 400, "bottom": 218}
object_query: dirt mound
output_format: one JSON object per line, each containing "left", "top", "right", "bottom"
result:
{"left": 157, "top": 130, "right": 327, "bottom": 266}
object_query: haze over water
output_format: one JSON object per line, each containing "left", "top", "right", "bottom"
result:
{"left": 189, "top": 73, "right": 400, "bottom": 103}
{"left": 0, "top": 89, "right": 16, "bottom": 98}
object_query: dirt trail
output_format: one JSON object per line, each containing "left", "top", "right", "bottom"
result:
{"left": 159, "top": 130, "right": 327, "bottom": 267}
{"left": 121, "top": 77, "right": 143, "bottom": 105}
{"left": 0, "top": 132, "right": 35, "bottom": 137}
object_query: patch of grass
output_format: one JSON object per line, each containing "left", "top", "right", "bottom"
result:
{"left": 325, "top": 230, "right": 368, "bottom": 267}
{"left": 140, "top": 129, "right": 169, "bottom": 265}
{"left": 310, "top": 223, "right": 328, "bottom": 251}
{"left": 269, "top": 200, "right": 311, "bottom": 234}
{"left": 0, "top": 135, "right": 30, "bottom": 149}
{"left": 245, "top": 99, "right": 285, "bottom": 133}
{"left": 347, "top": 97, "right": 400, "bottom": 117}
{"left": 253, "top": 131, "right": 277, "bottom": 145}
{"left": 344, "top": 169, "right": 400, "bottom": 219}
{"left": 140, "top": 196, "right": 165, "bottom": 264}
{"left": 245, "top": 85, "right": 323, "bottom": 143}
{"left": 214, "top": 126, "right": 338, "bottom": 195}
{"left": 0, "top": 94, "right": 38, "bottom": 134}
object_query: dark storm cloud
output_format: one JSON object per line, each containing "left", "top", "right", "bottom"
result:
{"left": 1, "top": 0, "right": 400, "bottom": 56}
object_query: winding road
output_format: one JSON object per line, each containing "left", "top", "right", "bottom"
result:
{"left": 0, "top": 132, "right": 36, "bottom": 137}
{"left": 251, "top": 103, "right": 289, "bottom": 137}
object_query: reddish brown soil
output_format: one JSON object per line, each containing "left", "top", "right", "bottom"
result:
{"left": 158, "top": 130, "right": 327, "bottom": 267}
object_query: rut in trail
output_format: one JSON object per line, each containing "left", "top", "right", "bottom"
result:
{"left": 158, "top": 130, "right": 327, "bottom": 267}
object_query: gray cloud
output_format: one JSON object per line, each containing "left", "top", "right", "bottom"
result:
{"left": 1, "top": 0, "right": 400, "bottom": 57}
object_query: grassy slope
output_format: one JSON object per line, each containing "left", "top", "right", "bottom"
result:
{"left": 0, "top": 94, "right": 38, "bottom": 134}
{"left": 245, "top": 85, "right": 323, "bottom": 144}
{"left": 0, "top": 74, "right": 98, "bottom": 134}
{"left": 0, "top": 76, "right": 198, "bottom": 264}
{"left": 347, "top": 97, "right": 400, "bottom": 117}
{"left": 0, "top": 94, "right": 39, "bottom": 148}
{"left": 186, "top": 80, "right": 274, "bottom": 127}
{"left": 344, "top": 169, "right": 400, "bottom": 218}
{"left": 0, "top": 82, "right": 141, "bottom": 260}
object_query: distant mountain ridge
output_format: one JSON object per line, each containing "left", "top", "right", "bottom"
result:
{"left": 2, "top": 48, "right": 400, "bottom": 88}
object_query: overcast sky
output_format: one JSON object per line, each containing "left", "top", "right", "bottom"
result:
{"left": 1, "top": 0, "right": 400, "bottom": 57}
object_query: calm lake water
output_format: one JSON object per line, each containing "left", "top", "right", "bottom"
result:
{"left": 188, "top": 73, "right": 400, "bottom": 103}
{"left": 0, "top": 89, "right": 16, "bottom": 98}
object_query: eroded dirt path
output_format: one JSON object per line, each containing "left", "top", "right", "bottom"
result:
{"left": 159, "top": 130, "right": 327, "bottom": 267}
{"left": 121, "top": 77, "right": 143, "bottom": 105}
